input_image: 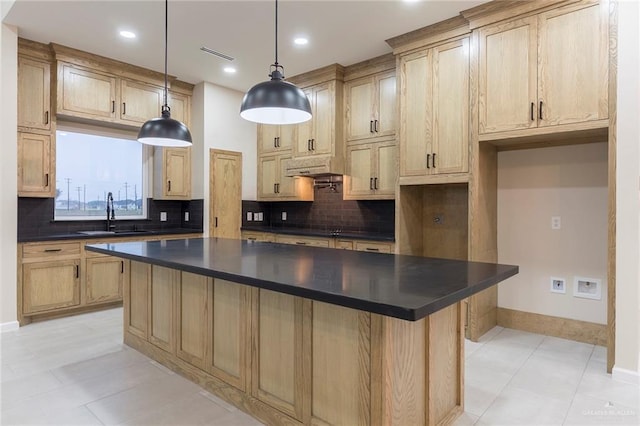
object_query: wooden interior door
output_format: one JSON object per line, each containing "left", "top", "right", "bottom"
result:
{"left": 432, "top": 38, "right": 469, "bottom": 175}
{"left": 18, "top": 132, "right": 52, "bottom": 197}
{"left": 399, "top": 49, "right": 431, "bottom": 177}
{"left": 18, "top": 56, "right": 50, "bottom": 130}
{"left": 478, "top": 17, "right": 537, "bottom": 134}
{"left": 538, "top": 2, "right": 608, "bottom": 126}
{"left": 209, "top": 149, "right": 242, "bottom": 239}
{"left": 346, "top": 76, "right": 374, "bottom": 142}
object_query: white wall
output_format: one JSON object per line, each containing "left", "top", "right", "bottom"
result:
{"left": 497, "top": 143, "right": 609, "bottom": 324}
{"left": 614, "top": 0, "right": 640, "bottom": 379}
{"left": 0, "top": 22, "right": 18, "bottom": 330}
{"left": 192, "top": 82, "right": 257, "bottom": 235}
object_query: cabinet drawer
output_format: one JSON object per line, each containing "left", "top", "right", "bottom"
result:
{"left": 242, "top": 231, "right": 275, "bottom": 242}
{"left": 275, "top": 235, "right": 330, "bottom": 248}
{"left": 354, "top": 241, "right": 393, "bottom": 253}
{"left": 335, "top": 240, "right": 354, "bottom": 250}
{"left": 22, "top": 242, "right": 81, "bottom": 261}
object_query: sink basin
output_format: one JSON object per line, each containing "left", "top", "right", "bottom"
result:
{"left": 77, "top": 230, "right": 116, "bottom": 236}
{"left": 114, "top": 230, "right": 154, "bottom": 234}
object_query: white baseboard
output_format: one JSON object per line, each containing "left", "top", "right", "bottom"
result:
{"left": 612, "top": 366, "right": 640, "bottom": 386}
{"left": 0, "top": 321, "right": 19, "bottom": 333}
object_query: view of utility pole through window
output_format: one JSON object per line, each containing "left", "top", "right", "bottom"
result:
{"left": 55, "top": 131, "right": 144, "bottom": 219}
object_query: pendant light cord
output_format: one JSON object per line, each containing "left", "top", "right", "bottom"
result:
{"left": 274, "top": 0, "right": 278, "bottom": 67}
{"left": 163, "top": 0, "right": 169, "bottom": 109}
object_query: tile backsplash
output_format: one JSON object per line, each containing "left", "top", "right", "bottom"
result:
{"left": 242, "top": 183, "right": 394, "bottom": 236}
{"left": 18, "top": 197, "right": 203, "bottom": 240}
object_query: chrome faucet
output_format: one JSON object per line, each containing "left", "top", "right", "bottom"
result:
{"left": 106, "top": 192, "right": 116, "bottom": 231}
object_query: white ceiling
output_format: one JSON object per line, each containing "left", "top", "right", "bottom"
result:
{"left": 4, "top": 0, "right": 488, "bottom": 93}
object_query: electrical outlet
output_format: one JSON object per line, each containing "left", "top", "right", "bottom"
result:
{"left": 184, "top": 212, "right": 189, "bottom": 222}
{"left": 256, "top": 212, "right": 263, "bottom": 221}
{"left": 282, "top": 211, "right": 287, "bottom": 221}
{"left": 550, "top": 277, "right": 566, "bottom": 294}
{"left": 160, "top": 212, "right": 167, "bottom": 222}
{"left": 551, "top": 216, "right": 561, "bottom": 230}
{"left": 247, "top": 212, "right": 253, "bottom": 221}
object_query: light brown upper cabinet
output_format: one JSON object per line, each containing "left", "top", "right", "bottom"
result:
{"left": 153, "top": 147, "right": 192, "bottom": 200}
{"left": 57, "top": 61, "right": 163, "bottom": 127}
{"left": 399, "top": 38, "right": 469, "bottom": 181}
{"left": 294, "top": 81, "right": 340, "bottom": 158}
{"left": 258, "top": 154, "right": 313, "bottom": 202}
{"left": 18, "top": 56, "right": 51, "bottom": 131}
{"left": 168, "top": 91, "right": 191, "bottom": 127}
{"left": 478, "top": 1, "right": 608, "bottom": 135}
{"left": 345, "top": 70, "right": 396, "bottom": 143}
{"left": 344, "top": 140, "right": 396, "bottom": 200}
{"left": 258, "top": 124, "right": 295, "bottom": 154}
{"left": 18, "top": 132, "right": 54, "bottom": 197}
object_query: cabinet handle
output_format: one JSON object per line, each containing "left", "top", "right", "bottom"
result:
{"left": 374, "top": 120, "right": 379, "bottom": 132}
{"left": 121, "top": 261, "right": 124, "bottom": 273}
{"left": 44, "top": 248, "right": 62, "bottom": 252}
{"left": 312, "top": 139, "right": 315, "bottom": 151}
{"left": 295, "top": 242, "right": 308, "bottom": 245}
{"left": 432, "top": 153, "right": 436, "bottom": 169}
{"left": 45, "top": 111, "right": 49, "bottom": 125}
{"left": 276, "top": 183, "right": 280, "bottom": 193}
{"left": 274, "top": 183, "right": 277, "bottom": 194}
{"left": 122, "top": 102, "right": 126, "bottom": 115}
{"left": 370, "top": 177, "right": 374, "bottom": 190}
{"left": 167, "top": 180, "right": 171, "bottom": 192}
{"left": 75, "top": 265, "right": 79, "bottom": 279}
{"left": 539, "top": 101, "right": 543, "bottom": 120}
{"left": 215, "top": 217, "right": 218, "bottom": 228}
{"left": 247, "top": 237, "right": 257, "bottom": 241}
{"left": 370, "top": 120, "right": 374, "bottom": 133}
{"left": 530, "top": 102, "right": 535, "bottom": 121}
{"left": 426, "top": 153, "right": 431, "bottom": 169}
{"left": 45, "top": 173, "right": 49, "bottom": 187}
{"left": 374, "top": 177, "right": 378, "bottom": 190}
{"left": 365, "top": 248, "right": 380, "bottom": 252}
{"left": 112, "top": 100, "right": 115, "bottom": 113}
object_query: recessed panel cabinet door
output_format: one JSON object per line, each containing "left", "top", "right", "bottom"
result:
{"left": 59, "top": 64, "right": 116, "bottom": 119}
{"left": 168, "top": 91, "right": 191, "bottom": 127}
{"left": 375, "top": 142, "right": 397, "bottom": 197}
{"left": 85, "top": 257, "right": 124, "bottom": 304}
{"left": 18, "top": 57, "right": 50, "bottom": 130}
{"left": 177, "top": 272, "right": 210, "bottom": 371}
{"left": 18, "top": 132, "right": 52, "bottom": 197}
{"left": 259, "top": 124, "right": 280, "bottom": 154}
{"left": 277, "top": 154, "right": 296, "bottom": 198}
{"left": 345, "top": 144, "right": 374, "bottom": 198}
{"left": 23, "top": 260, "right": 80, "bottom": 314}
{"left": 165, "top": 148, "right": 191, "bottom": 198}
{"left": 295, "top": 89, "right": 314, "bottom": 156}
{"left": 120, "top": 80, "right": 163, "bottom": 125}
{"left": 538, "top": 3, "right": 608, "bottom": 126}
{"left": 478, "top": 17, "right": 537, "bottom": 134}
{"left": 375, "top": 72, "right": 397, "bottom": 139}
{"left": 149, "top": 265, "right": 179, "bottom": 354}
{"left": 258, "top": 156, "right": 277, "bottom": 199}
{"left": 312, "top": 84, "right": 332, "bottom": 155}
{"left": 346, "top": 77, "right": 375, "bottom": 142}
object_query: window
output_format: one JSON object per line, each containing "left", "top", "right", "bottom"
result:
{"left": 55, "top": 129, "right": 146, "bottom": 220}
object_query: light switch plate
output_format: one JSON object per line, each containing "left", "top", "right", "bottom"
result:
{"left": 247, "top": 212, "right": 253, "bottom": 221}
{"left": 257, "top": 212, "right": 263, "bottom": 221}
{"left": 160, "top": 212, "right": 167, "bottom": 222}
{"left": 184, "top": 212, "right": 189, "bottom": 222}
{"left": 282, "top": 212, "right": 287, "bottom": 221}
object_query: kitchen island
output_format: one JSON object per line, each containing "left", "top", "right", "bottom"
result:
{"left": 87, "top": 238, "right": 517, "bottom": 425}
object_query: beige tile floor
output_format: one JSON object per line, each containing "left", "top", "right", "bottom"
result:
{"left": 1, "top": 308, "right": 638, "bottom": 425}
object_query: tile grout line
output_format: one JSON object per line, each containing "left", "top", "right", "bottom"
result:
{"left": 560, "top": 344, "right": 596, "bottom": 426}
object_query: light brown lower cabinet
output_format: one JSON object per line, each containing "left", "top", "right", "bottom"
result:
{"left": 85, "top": 256, "right": 125, "bottom": 304}
{"left": 124, "top": 261, "right": 464, "bottom": 426}
{"left": 22, "top": 259, "right": 80, "bottom": 314}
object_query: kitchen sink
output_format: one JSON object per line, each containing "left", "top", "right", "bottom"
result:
{"left": 77, "top": 230, "right": 116, "bottom": 236}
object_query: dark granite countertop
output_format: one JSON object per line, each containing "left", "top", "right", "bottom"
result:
{"left": 86, "top": 238, "right": 517, "bottom": 321}
{"left": 18, "top": 228, "right": 202, "bottom": 243}
{"left": 241, "top": 226, "right": 395, "bottom": 242}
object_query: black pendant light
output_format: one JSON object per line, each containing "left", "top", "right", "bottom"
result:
{"left": 138, "top": 0, "right": 192, "bottom": 147}
{"left": 240, "top": 0, "right": 312, "bottom": 125}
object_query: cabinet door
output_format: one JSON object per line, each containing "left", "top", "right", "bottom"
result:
{"left": 59, "top": 64, "right": 116, "bottom": 119}
{"left": 538, "top": 3, "right": 608, "bottom": 126}
{"left": 375, "top": 142, "right": 397, "bottom": 198}
{"left": 399, "top": 49, "right": 431, "bottom": 177}
{"left": 165, "top": 148, "right": 191, "bottom": 198}
{"left": 312, "top": 83, "right": 333, "bottom": 155}
{"left": 277, "top": 154, "right": 297, "bottom": 198}
{"left": 346, "top": 77, "right": 375, "bottom": 142}
{"left": 168, "top": 91, "right": 191, "bottom": 127}
{"left": 345, "top": 144, "right": 374, "bottom": 199}
{"left": 295, "top": 89, "right": 314, "bottom": 156}
{"left": 177, "top": 272, "right": 210, "bottom": 371}
{"left": 258, "top": 156, "right": 278, "bottom": 199}
{"left": 149, "top": 265, "right": 179, "bottom": 354}
{"left": 479, "top": 17, "right": 537, "bottom": 134}
{"left": 18, "top": 57, "right": 50, "bottom": 130}
{"left": 374, "top": 71, "right": 397, "bottom": 139}
{"left": 23, "top": 260, "right": 80, "bottom": 314}
{"left": 120, "top": 80, "right": 163, "bottom": 125}
{"left": 18, "top": 133, "right": 52, "bottom": 197}
{"left": 85, "top": 257, "right": 124, "bottom": 304}
{"left": 259, "top": 125, "right": 280, "bottom": 154}
{"left": 278, "top": 125, "right": 295, "bottom": 151}
{"left": 432, "top": 39, "right": 469, "bottom": 175}
{"left": 126, "top": 261, "right": 150, "bottom": 340}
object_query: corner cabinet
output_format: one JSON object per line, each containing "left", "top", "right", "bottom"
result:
{"left": 399, "top": 37, "right": 470, "bottom": 183}
{"left": 153, "top": 147, "right": 192, "bottom": 200}
{"left": 344, "top": 140, "right": 397, "bottom": 200}
{"left": 18, "top": 132, "right": 54, "bottom": 197}
{"left": 18, "top": 56, "right": 51, "bottom": 131}
{"left": 478, "top": 1, "right": 609, "bottom": 136}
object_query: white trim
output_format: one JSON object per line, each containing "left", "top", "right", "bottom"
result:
{"left": 612, "top": 366, "right": 640, "bottom": 386}
{"left": 0, "top": 321, "right": 19, "bottom": 333}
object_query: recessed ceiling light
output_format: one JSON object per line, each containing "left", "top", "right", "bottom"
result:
{"left": 224, "top": 67, "right": 237, "bottom": 74}
{"left": 119, "top": 30, "right": 136, "bottom": 39}
{"left": 294, "top": 37, "right": 308, "bottom": 46}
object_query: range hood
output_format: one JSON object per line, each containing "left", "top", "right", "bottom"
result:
{"left": 284, "top": 156, "right": 344, "bottom": 177}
